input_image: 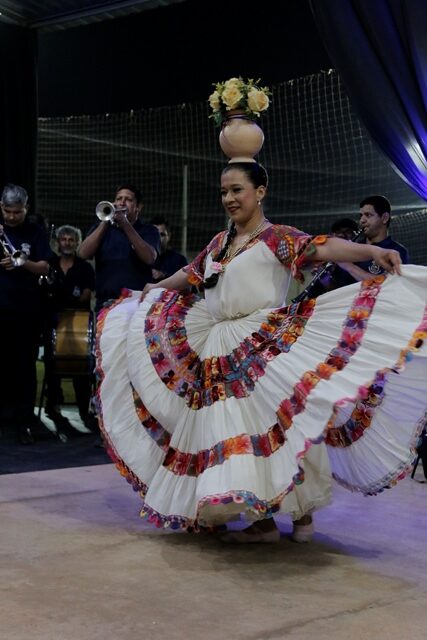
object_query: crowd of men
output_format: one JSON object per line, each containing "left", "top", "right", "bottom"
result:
{"left": 0, "top": 182, "right": 187, "bottom": 445}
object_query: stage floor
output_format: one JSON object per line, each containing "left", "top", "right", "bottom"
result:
{"left": 1, "top": 463, "right": 426, "bottom": 639}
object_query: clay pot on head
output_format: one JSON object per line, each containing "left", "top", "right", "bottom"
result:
{"left": 219, "top": 111, "right": 264, "bottom": 163}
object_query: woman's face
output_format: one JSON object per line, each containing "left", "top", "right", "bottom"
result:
{"left": 220, "top": 168, "right": 265, "bottom": 225}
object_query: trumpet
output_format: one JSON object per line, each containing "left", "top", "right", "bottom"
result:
{"left": 95, "top": 201, "right": 128, "bottom": 224}
{"left": 0, "top": 228, "right": 28, "bottom": 267}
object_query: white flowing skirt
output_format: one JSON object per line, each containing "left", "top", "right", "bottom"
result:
{"left": 96, "top": 266, "right": 427, "bottom": 529}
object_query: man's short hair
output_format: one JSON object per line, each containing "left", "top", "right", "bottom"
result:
{"left": 150, "top": 215, "right": 169, "bottom": 230}
{"left": 1, "top": 183, "right": 28, "bottom": 207}
{"left": 330, "top": 217, "right": 359, "bottom": 234}
{"left": 115, "top": 183, "right": 143, "bottom": 204}
{"left": 56, "top": 224, "right": 82, "bottom": 244}
{"left": 359, "top": 195, "right": 391, "bottom": 216}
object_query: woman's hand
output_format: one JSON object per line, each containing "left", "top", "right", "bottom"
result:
{"left": 371, "top": 246, "right": 402, "bottom": 275}
{"left": 141, "top": 282, "right": 159, "bottom": 299}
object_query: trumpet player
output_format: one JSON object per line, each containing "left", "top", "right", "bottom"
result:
{"left": 0, "top": 183, "right": 54, "bottom": 445}
{"left": 79, "top": 183, "right": 161, "bottom": 312}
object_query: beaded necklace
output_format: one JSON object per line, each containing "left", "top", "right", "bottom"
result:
{"left": 210, "top": 218, "right": 268, "bottom": 276}
{"left": 224, "top": 218, "right": 268, "bottom": 262}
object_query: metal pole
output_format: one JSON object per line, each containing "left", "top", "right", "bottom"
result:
{"left": 181, "top": 164, "right": 188, "bottom": 255}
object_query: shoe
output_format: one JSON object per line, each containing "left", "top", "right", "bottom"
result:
{"left": 60, "top": 423, "right": 90, "bottom": 439}
{"left": 220, "top": 527, "right": 280, "bottom": 544}
{"left": 30, "top": 417, "right": 57, "bottom": 442}
{"left": 291, "top": 522, "right": 314, "bottom": 543}
{"left": 44, "top": 407, "right": 74, "bottom": 436}
{"left": 82, "top": 414, "right": 99, "bottom": 433}
{"left": 18, "top": 427, "right": 35, "bottom": 445}
{"left": 45, "top": 404, "right": 66, "bottom": 422}
{"left": 198, "top": 524, "right": 228, "bottom": 535}
{"left": 93, "top": 434, "right": 105, "bottom": 448}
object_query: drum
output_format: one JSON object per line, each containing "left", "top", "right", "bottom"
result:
{"left": 52, "top": 309, "right": 95, "bottom": 375}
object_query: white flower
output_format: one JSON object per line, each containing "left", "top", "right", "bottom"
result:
{"left": 208, "top": 90, "right": 221, "bottom": 112}
{"left": 247, "top": 88, "right": 269, "bottom": 114}
{"left": 208, "top": 77, "right": 271, "bottom": 127}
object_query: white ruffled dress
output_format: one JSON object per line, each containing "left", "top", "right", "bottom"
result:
{"left": 96, "top": 225, "right": 427, "bottom": 530}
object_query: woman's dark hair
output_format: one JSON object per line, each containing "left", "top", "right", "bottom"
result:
{"left": 203, "top": 222, "right": 237, "bottom": 289}
{"left": 203, "top": 162, "right": 268, "bottom": 290}
{"left": 221, "top": 161, "right": 269, "bottom": 188}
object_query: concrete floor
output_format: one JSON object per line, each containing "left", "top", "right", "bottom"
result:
{"left": 1, "top": 462, "right": 426, "bottom": 640}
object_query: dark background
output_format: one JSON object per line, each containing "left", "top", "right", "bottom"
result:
{"left": 37, "top": 0, "right": 332, "bottom": 117}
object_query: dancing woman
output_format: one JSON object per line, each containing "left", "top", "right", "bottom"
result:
{"left": 96, "top": 161, "right": 427, "bottom": 543}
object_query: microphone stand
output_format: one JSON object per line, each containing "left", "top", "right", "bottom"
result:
{"left": 292, "top": 229, "right": 364, "bottom": 303}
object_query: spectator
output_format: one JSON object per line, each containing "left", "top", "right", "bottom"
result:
{"left": 335, "top": 195, "right": 409, "bottom": 286}
{"left": 0, "top": 183, "right": 53, "bottom": 444}
{"left": 149, "top": 216, "right": 188, "bottom": 282}
{"left": 43, "top": 224, "right": 96, "bottom": 435}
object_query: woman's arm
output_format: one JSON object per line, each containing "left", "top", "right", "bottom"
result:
{"left": 336, "top": 262, "right": 372, "bottom": 282}
{"left": 312, "top": 237, "right": 402, "bottom": 275}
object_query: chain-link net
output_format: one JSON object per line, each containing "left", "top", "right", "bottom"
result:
{"left": 37, "top": 69, "right": 426, "bottom": 263}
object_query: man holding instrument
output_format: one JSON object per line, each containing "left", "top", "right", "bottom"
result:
{"left": 0, "top": 183, "right": 54, "bottom": 444}
{"left": 333, "top": 195, "right": 409, "bottom": 287}
{"left": 305, "top": 197, "right": 409, "bottom": 297}
{"left": 79, "top": 184, "right": 160, "bottom": 312}
{"left": 43, "top": 225, "right": 96, "bottom": 435}
{"left": 306, "top": 217, "right": 360, "bottom": 297}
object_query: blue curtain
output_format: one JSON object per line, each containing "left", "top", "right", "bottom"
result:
{"left": 310, "top": 0, "right": 427, "bottom": 200}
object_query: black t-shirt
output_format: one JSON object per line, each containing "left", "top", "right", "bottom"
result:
{"left": 152, "top": 248, "right": 188, "bottom": 282}
{"left": 48, "top": 254, "right": 95, "bottom": 310}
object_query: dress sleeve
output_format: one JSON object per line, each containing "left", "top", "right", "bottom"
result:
{"left": 269, "top": 225, "right": 328, "bottom": 283}
{"left": 183, "top": 232, "right": 224, "bottom": 286}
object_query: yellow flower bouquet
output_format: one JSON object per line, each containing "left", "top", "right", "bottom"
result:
{"left": 208, "top": 77, "right": 271, "bottom": 127}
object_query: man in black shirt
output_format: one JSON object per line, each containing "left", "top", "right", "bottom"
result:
{"left": 43, "top": 225, "right": 96, "bottom": 434}
{"left": 307, "top": 217, "right": 360, "bottom": 297}
{"left": 149, "top": 216, "right": 188, "bottom": 283}
{"left": 79, "top": 184, "right": 160, "bottom": 312}
{"left": 334, "top": 195, "right": 409, "bottom": 287}
{"left": 0, "top": 184, "right": 53, "bottom": 444}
